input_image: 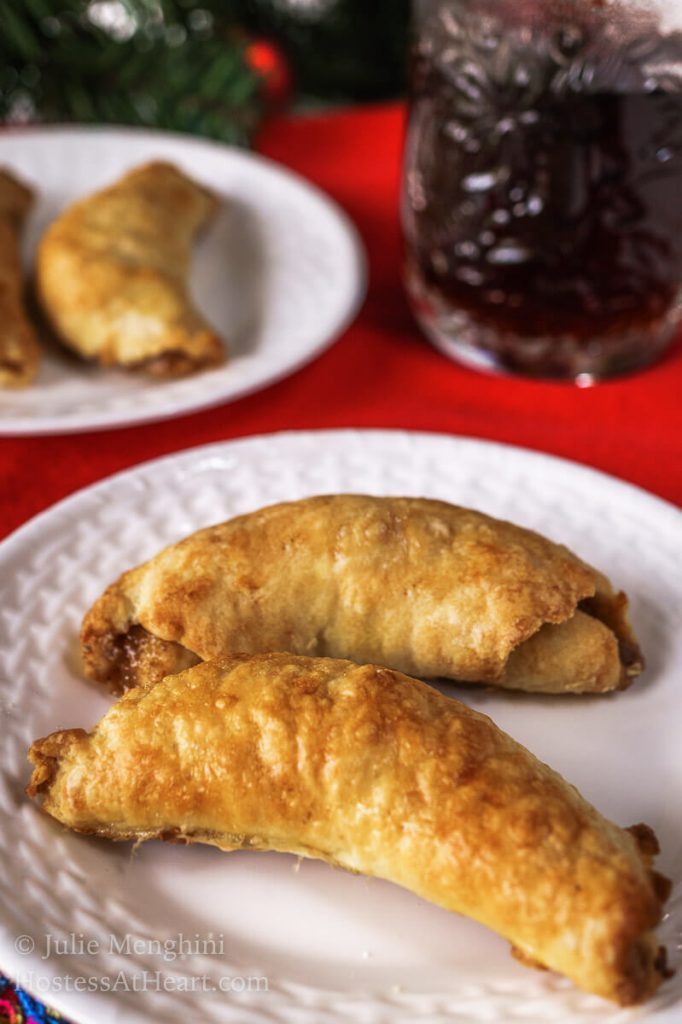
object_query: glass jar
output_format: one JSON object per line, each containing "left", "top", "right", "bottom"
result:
{"left": 402, "top": 0, "right": 682, "bottom": 381}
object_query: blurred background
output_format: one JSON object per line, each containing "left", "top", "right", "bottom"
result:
{"left": 0, "top": 0, "right": 410, "bottom": 144}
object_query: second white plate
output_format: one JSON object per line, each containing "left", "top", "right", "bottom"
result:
{"left": 0, "top": 430, "right": 680, "bottom": 1024}
{"left": 0, "top": 127, "right": 366, "bottom": 434}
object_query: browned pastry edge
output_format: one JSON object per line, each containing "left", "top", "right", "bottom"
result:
{"left": 579, "top": 593, "right": 644, "bottom": 680}
{"left": 0, "top": 167, "right": 41, "bottom": 388}
{"left": 0, "top": 350, "right": 36, "bottom": 387}
{"left": 133, "top": 345, "right": 225, "bottom": 378}
{"left": 49, "top": 338, "right": 226, "bottom": 380}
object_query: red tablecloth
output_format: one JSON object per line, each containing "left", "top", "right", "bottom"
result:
{"left": 1, "top": 103, "right": 680, "bottom": 540}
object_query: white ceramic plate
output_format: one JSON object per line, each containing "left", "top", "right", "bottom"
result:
{"left": 0, "top": 430, "right": 680, "bottom": 1024}
{"left": 0, "top": 128, "right": 365, "bottom": 435}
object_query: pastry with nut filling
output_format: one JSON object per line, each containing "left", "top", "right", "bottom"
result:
{"left": 81, "top": 495, "right": 643, "bottom": 694}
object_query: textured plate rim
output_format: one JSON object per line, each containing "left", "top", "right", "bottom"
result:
{"left": 0, "top": 125, "right": 367, "bottom": 436}
{"left": 2, "top": 428, "right": 680, "bottom": 553}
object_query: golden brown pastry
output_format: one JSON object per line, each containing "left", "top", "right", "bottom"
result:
{"left": 0, "top": 169, "right": 40, "bottom": 387}
{"left": 81, "top": 495, "right": 642, "bottom": 694}
{"left": 27, "top": 653, "right": 669, "bottom": 1005}
{"left": 36, "top": 161, "right": 225, "bottom": 377}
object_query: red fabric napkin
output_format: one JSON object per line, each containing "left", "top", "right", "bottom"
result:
{"left": 1, "top": 103, "right": 680, "bottom": 541}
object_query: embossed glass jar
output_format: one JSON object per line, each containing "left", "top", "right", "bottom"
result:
{"left": 402, "top": 0, "right": 682, "bottom": 380}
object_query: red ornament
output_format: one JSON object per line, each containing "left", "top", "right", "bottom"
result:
{"left": 246, "top": 39, "right": 294, "bottom": 110}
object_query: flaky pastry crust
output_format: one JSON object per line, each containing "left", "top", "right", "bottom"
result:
{"left": 27, "top": 653, "right": 668, "bottom": 1005}
{"left": 36, "top": 161, "right": 225, "bottom": 376}
{"left": 81, "top": 495, "right": 642, "bottom": 694}
{"left": 0, "top": 169, "right": 41, "bottom": 387}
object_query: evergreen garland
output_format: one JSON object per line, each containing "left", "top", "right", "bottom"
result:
{"left": 0, "top": 0, "right": 410, "bottom": 143}
{"left": 0, "top": 0, "right": 263, "bottom": 144}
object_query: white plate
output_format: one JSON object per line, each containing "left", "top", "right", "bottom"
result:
{"left": 0, "top": 430, "right": 680, "bottom": 1024}
{"left": 0, "top": 127, "right": 365, "bottom": 435}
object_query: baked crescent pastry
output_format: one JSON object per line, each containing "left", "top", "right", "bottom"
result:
{"left": 27, "top": 653, "right": 669, "bottom": 1005}
{"left": 0, "top": 169, "right": 41, "bottom": 387}
{"left": 81, "top": 495, "right": 642, "bottom": 694}
{"left": 36, "top": 161, "right": 225, "bottom": 377}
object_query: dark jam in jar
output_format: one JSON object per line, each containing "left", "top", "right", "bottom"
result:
{"left": 402, "top": 1, "right": 682, "bottom": 378}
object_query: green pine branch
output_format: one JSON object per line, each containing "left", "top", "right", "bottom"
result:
{"left": 0, "top": 0, "right": 263, "bottom": 145}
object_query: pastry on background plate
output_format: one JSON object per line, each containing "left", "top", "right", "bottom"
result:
{"left": 81, "top": 495, "right": 643, "bottom": 695}
{"left": 27, "top": 652, "right": 670, "bottom": 1005}
{"left": 0, "top": 168, "right": 41, "bottom": 388}
{"left": 36, "top": 161, "right": 226, "bottom": 377}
